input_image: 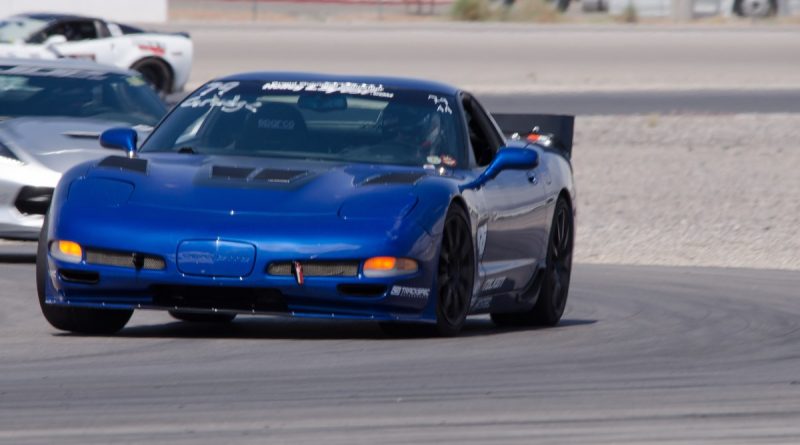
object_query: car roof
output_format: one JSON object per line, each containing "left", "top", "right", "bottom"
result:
{"left": 0, "top": 57, "right": 133, "bottom": 76}
{"left": 12, "top": 12, "right": 100, "bottom": 22}
{"left": 217, "top": 72, "right": 462, "bottom": 96}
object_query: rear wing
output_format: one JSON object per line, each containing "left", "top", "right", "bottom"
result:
{"left": 492, "top": 113, "right": 575, "bottom": 159}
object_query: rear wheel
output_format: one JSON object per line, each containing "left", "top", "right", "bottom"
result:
{"left": 37, "top": 217, "right": 133, "bottom": 335}
{"left": 491, "top": 196, "right": 573, "bottom": 327}
{"left": 734, "top": 0, "right": 776, "bottom": 17}
{"left": 169, "top": 311, "right": 236, "bottom": 323}
{"left": 131, "top": 58, "right": 173, "bottom": 95}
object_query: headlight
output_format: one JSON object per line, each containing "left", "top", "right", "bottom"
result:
{"left": 363, "top": 256, "right": 418, "bottom": 278}
{"left": 50, "top": 240, "right": 83, "bottom": 263}
{"left": 68, "top": 178, "right": 134, "bottom": 207}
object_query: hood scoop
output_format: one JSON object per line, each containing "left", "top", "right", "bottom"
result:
{"left": 252, "top": 169, "right": 308, "bottom": 184}
{"left": 97, "top": 156, "right": 148, "bottom": 173}
{"left": 211, "top": 165, "right": 255, "bottom": 180}
{"left": 62, "top": 131, "right": 100, "bottom": 139}
{"left": 361, "top": 172, "right": 426, "bottom": 186}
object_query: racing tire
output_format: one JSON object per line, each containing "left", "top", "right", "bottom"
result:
{"left": 37, "top": 216, "right": 133, "bottom": 335}
{"left": 131, "top": 58, "right": 173, "bottom": 95}
{"left": 378, "top": 204, "right": 475, "bottom": 337}
{"left": 433, "top": 204, "right": 475, "bottom": 336}
{"left": 733, "top": 0, "right": 776, "bottom": 17}
{"left": 169, "top": 311, "right": 236, "bottom": 323}
{"left": 491, "top": 196, "right": 573, "bottom": 327}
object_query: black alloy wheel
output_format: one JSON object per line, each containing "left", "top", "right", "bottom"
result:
{"left": 533, "top": 196, "right": 574, "bottom": 325}
{"left": 435, "top": 205, "right": 475, "bottom": 336}
{"left": 379, "top": 204, "right": 475, "bottom": 337}
{"left": 491, "top": 196, "right": 573, "bottom": 327}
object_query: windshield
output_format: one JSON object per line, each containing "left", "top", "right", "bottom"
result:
{"left": 0, "top": 17, "right": 47, "bottom": 43}
{"left": 0, "top": 65, "right": 167, "bottom": 126}
{"left": 141, "top": 80, "right": 465, "bottom": 168}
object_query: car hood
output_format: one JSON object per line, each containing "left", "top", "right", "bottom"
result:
{"left": 82, "top": 153, "right": 432, "bottom": 218}
{"left": 0, "top": 117, "right": 148, "bottom": 173}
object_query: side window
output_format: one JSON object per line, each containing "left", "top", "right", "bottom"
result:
{"left": 27, "top": 20, "right": 98, "bottom": 43}
{"left": 462, "top": 96, "right": 502, "bottom": 167}
{"left": 62, "top": 21, "right": 99, "bottom": 41}
{"left": 95, "top": 20, "right": 111, "bottom": 38}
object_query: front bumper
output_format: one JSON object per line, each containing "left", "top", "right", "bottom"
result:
{"left": 44, "top": 227, "right": 439, "bottom": 322}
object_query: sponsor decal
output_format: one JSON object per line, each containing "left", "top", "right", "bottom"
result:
{"left": 258, "top": 119, "right": 296, "bottom": 130}
{"left": 181, "top": 81, "right": 261, "bottom": 113}
{"left": 427, "top": 94, "right": 452, "bottom": 114}
{"left": 181, "top": 94, "right": 261, "bottom": 114}
{"left": 137, "top": 42, "right": 166, "bottom": 56}
{"left": 262, "top": 81, "right": 394, "bottom": 98}
{"left": 471, "top": 297, "right": 491, "bottom": 311}
{"left": 390, "top": 286, "right": 430, "bottom": 299}
{"left": 476, "top": 225, "right": 488, "bottom": 259}
{"left": 441, "top": 155, "right": 457, "bottom": 167}
{"left": 481, "top": 277, "right": 506, "bottom": 292}
{"left": 426, "top": 155, "right": 441, "bottom": 165}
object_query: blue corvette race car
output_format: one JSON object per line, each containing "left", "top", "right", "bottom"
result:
{"left": 37, "top": 73, "right": 576, "bottom": 336}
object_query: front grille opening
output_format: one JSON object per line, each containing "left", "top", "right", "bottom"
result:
{"left": 152, "top": 285, "right": 287, "bottom": 312}
{"left": 85, "top": 249, "right": 166, "bottom": 270}
{"left": 58, "top": 269, "right": 100, "bottom": 284}
{"left": 14, "top": 186, "right": 53, "bottom": 215}
{"left": 337, "top": 284, "right": 387, "bottom": 297}
{"left": 267, "top": 261, "right": 359, "bottom": 277}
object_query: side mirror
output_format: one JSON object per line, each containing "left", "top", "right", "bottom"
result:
{"left": 100, "top": 128, "right": 138, "bottom": 158}
{"left": 462, "top": 147, "right": 538, "bottom": 190}
{"left": 43, "top": 34, "right": 67, "bottom": 47}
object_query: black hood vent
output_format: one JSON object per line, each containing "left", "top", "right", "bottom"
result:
{"left": 98, "top": 156, "right": 148, "bottom": 173}
{"left": 361, "top": 172, "right": 426, "bottom": 186}
{"left": 252, "top": 169, "right": 308, "bottom": 184}
{"left": 211, "top": 166, "right": 254, "bottom": 180}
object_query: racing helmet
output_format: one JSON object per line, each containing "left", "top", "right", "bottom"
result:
{"left": 381, "top": 103, "right": 435, "bottom": 144}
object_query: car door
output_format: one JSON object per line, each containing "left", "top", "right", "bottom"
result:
{"left": 463, "top": 95, "right": 550, "bottom": 295}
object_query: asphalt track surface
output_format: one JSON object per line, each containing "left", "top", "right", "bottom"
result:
{"left": 1, "top": 261, "right": 800, "bottom": 444}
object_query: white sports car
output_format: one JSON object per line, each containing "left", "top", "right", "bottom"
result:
{"left": 0, "top": 13, "right": 193, "bottom": 94}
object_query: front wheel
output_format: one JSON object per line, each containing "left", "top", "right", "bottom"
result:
{"left": 434, "top": 204, "right": 475, "bottom": 336}
{"left": 378, "top": 204, "right": 475, "bottom": 338}
{"left": 37, "top": 217, "right": 132, "bottom": 334}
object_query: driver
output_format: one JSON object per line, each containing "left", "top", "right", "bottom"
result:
{"left": 381, "top": 103, "right": 455, "bottom": 167}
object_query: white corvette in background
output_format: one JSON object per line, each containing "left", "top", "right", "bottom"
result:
{"left": 0, "top": 12, "right": 193, "bottom": 94}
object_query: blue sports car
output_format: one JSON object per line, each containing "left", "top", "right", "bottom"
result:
{"left": 38, "top": 73, "right": 576, "bottom": 336}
